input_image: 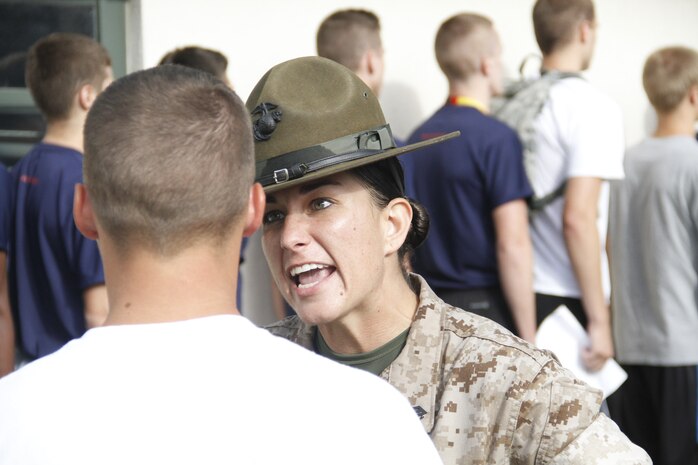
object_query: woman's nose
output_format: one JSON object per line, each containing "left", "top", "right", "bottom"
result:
{"left": 279, "top": 212, "right": 311, "bottom": 251}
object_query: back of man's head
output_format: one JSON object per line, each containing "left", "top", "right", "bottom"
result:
{"left": 533, "top": 0, "right": 595, "bottom": 55}
{"left": 83, "top": 65, "right": 254, "bottom": 256}
{"left": 316, "top": 9, "right": 382, "bottom": 72}
{"left": 26, "top": 33, "right": 111, "bottom": 122}
{"left": 159, "top": 46, "right": 229, "bottom": 83}
{"left": 643, "top": 47, "right": 698, "bottom": 114}
{"left": 435, "top": 13, "right": 496, "bottom": 83}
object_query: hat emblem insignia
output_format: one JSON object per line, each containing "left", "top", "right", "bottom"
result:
{"left": 252, "top": 102, "right": 283, "bottom": 141}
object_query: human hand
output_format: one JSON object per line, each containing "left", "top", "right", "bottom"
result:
{"left": 581, "top": 319, "right": 614, "bottom": 372}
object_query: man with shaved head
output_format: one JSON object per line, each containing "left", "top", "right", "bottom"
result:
{"left": 401, "top": 13, "right": 536, "bottom": 343}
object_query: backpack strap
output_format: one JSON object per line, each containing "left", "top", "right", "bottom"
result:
{"left": 528, "top": 180, "right": 567, "bottom": 212}
{"left": 494, "top": 71, "right": 580, "bottom": 215}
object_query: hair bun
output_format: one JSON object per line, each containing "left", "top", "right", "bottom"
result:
{"left": 405, "top": 198, "right": 429, "bottom": 252}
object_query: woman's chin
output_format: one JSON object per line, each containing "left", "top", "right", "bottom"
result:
{"left": 293, "top": 306, "right": 343, "bottom": 327}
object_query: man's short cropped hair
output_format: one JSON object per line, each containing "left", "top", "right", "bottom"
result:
{"left": 26, "top": 33, "right": 111, "bottom": 122}
{"left": 643, "top": 46, "right": 698, "bottom": 114}
{"left": 533, "top": 0, "right": 595, "bottom": 55}
{"left": 316, "top": 9, "right": 381, "bottom": 72}
{"left": 83, "top": 65, "right": 254, "bottom": 256}
{"left": 159, "top": 46, "right": 228, "bottom": 81}
{"left": 435, "top": 13, "right": 495, "bottom": 82}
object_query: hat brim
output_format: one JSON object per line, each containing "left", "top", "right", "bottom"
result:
{"left": 261, "top": 130, "right": 460, "bottom": 193}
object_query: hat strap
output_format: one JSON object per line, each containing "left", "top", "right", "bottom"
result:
{"left": 256, "top": 124, "right": 395, "bottom": 187}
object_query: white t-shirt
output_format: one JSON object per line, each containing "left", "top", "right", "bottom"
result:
{"left": 529, "top": 77, "right": 624, "bottom": 299}
{"left": 0, "top": 315, "right": 441, "bottom": 465}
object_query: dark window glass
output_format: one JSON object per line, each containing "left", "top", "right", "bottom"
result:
{"left": 0, "top": 2, "right": 97, "bottom": 88}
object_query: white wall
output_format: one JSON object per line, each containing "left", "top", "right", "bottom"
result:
{"left": 134, "top": 0, "right": 698, "bottom": 324}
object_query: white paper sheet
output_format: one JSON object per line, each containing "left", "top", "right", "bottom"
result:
{"left": 535, "top": 305, "right": 627, "bottom": 399}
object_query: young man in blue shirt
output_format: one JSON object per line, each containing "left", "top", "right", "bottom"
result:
{"left": 402, "top": 13, "right": 535, "bottom": 342}
{"left": 9, "top": 33, "right": 112, "bottom": 362}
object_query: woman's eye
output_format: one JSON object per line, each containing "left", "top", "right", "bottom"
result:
{"left": 262, "top": 210, "right": 285, "bottom": 225}
{"left": 310, "top": 198, "right": 332, "bottom": 211}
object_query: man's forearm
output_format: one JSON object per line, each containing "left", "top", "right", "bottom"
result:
{"left": 563, "top": 215, "right": 609, "bottom": 325}
{"left": 0, "top": 255, "right": 14, "bottom": 377}
{"left": 493, "top": 200, "right": 536, "bottom": 343}
{"left": 562, "top": 177, "right": 613, "bottom": 371}
{"left": 497, "top": 243, "right": 536, "bottom": 343}
{"left": 0, "top": 307, "right": 14, "bottom": 377}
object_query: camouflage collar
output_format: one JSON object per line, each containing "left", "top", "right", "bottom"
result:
{"left": 381, "top": 274, "right": 444, "bottom": 433}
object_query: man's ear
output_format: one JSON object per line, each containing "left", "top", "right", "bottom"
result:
{"left": 481, "top": 55, "right": 492, "bottom": 77}
{"left": 366, "top": 49, "right": 379, "bottom": 75}
{"left": 367, "top": 48, "right": 386, "bottom": 82}
{"left": 243, "top": 183, "right": 266, "bottom": 237}
{"left": 579, "top": 19, "right": 593, "bottom": 44}
{"left": 383, "top": 197, "right": 412, "bottom": 256}
{"left": 688, "top": 84, "right": 698, "bottom": 105}
{"left": 73, "top": 184, "right": 99, "bottom": 240}
{"left": 77, "top": 83, "right": 98, "bottom": 111}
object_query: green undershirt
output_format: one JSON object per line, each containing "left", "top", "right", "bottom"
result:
{"left": 315, "top": 328, "right": 410, "bottom": 376}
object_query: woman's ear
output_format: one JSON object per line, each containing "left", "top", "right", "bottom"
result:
{"left": 383, "top": 197, "right": 412, "bottom": 256}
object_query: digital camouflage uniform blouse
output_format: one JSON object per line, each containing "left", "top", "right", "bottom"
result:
{"left": 267, "top": 275, "right": 650, "bottom": 465}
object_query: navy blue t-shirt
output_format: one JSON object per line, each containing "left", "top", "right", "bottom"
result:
{"left": 401, "top": 105, "right": 532, "bottom": 290}
{"left": 10, "top": 143, "right": 104, "bottom": 359}
{"left": 0, "top": 166, "right": 10, "bottom": 253}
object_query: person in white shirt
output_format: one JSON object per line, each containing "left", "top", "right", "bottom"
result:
{"left": 528, "top": 0, "right": 624, "bottom": 371}
{"left": 0, "top": 65, "right": 441, "bottom": 465}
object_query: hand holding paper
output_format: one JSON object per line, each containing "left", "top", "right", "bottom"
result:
{"left": 535, "top": 305, "right": 627, "bottom": 399}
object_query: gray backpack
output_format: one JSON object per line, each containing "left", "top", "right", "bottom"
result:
{"left": 493, "top": 71, "right": 579, "bottom": 212}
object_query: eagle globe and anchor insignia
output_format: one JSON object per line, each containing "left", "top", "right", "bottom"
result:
{"left": 252, "top": 102, "right": 283, "bottom": 141}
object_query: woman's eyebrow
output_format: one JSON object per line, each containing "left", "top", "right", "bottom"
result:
{"left": 265, "top": 179, "right": 343, "bottom": 204}
{"left": 298, "top": 179, "right": 341, "bottom": 194}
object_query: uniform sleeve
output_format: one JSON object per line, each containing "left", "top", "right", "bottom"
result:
{"left": 549, "top": 414, "right": 652, "bottom": 464}
{"left": 482, "top": 127, "right": 533, "bottom": 209}
{"left": 513, "top": 361, "right": 651, "bottom": 464}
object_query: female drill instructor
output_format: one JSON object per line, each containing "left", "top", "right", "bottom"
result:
{"left": 249, "top": 57, "right": 649, "bottom": 464}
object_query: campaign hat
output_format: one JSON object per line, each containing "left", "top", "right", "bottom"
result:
{"left": 247, "top": 56, "right": 459, "bottom": 192}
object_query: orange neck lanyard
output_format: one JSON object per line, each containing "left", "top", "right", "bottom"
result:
{"left": 448, "top": 96, "right": 488, "bottom": 114}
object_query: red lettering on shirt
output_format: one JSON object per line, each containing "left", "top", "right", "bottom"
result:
{"left": 420, "top": 132, "right": 447, "bottom": 140}
{"left": 19, "top": 175, "right": 39, "bottom": 185}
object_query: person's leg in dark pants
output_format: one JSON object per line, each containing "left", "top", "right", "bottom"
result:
{"left": 535, "top": 293, "right": 587, "bottom": 328}
{"left": 658, "top": 365, "right": 697, "bottom": 465}
{"left": 607, "top": 365, "right": 659, "bottom": 461}
{"left": 608, "top": 364, "right": 698, "bottom": 465}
